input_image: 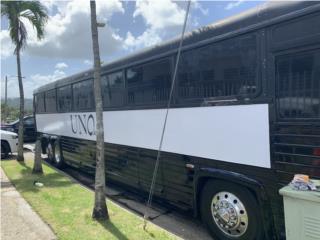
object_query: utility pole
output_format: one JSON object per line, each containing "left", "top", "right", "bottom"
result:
{"left": 4, "top": 75, "right": 8, "bottom": 122}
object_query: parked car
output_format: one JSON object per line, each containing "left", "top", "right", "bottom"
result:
{"left": 1, "top": 130, "right": 18, "bottom": 159}
{"left": 1, "top": 116, "right": 36, "bottom": 142}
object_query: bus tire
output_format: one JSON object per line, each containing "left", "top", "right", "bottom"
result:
{"left": 46, "top": 142, "right": 54, "bottom": 162}
{"left": 200, "top": 180, "right": 263, "bottom": 240}
{"left": 53, "top": 139, "right": 64, "bottom": 168}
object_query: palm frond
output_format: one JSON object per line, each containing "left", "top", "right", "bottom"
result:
{"left": 3, "top": 1, "right": 20, "bottom": 48}
{"left": 19, "top": 1, "right": 48, "bottom": 40}
{"left": 14, "top": 19, "right": 28, "bottom": 54}
{"left": 1, "top": 0, "right": 48, "bottom": 53}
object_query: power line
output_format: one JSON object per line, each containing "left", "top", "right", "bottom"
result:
{"left": 143, "top": 0, "right": 191, "bottom": 230}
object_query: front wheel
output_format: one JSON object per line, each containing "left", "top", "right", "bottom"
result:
{"left": 53, "top": 140, "right": 64, "bottom": 168}
{"left": 200, "top": 180, "right": 263, "bottom": 240}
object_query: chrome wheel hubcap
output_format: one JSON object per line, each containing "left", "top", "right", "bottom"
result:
{"left": 47, "top": 144, "right": 53, "bottom": 159}
{"left": 211, "top": 191, "right": 248, "bottom": 237}
{"left": 54, "top": 145, "right": 60, "bottom": 163}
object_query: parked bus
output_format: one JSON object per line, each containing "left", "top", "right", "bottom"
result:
{"left": 34, "top": 2, "right": 320, "bottom": 239}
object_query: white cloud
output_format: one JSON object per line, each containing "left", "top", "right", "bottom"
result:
{"left": 124, "top": 0, "right": 207, "bottom": 52}
{"left": 124, "top": 0, "right": 188, "bottom": 51}
{"left": 21, "top": 0, "right": 124, "bottom": 59}
{"left": 225, "top": 0, "right": 245, "bottom": 10}
{"left": 4, "top": 69, "right": 66, "bottom": 98}
{"left": 83, "top": 59, "right": 93, "bottom": 66}
{"left": 133, "top": 0, "right": 185, "bottom": 30}
{"left": 1, "top": 30, "right": 15, "bottom": 59}
{"left": 27, "top": 70, "right": 66, "bottom": 97}
{"left": 55, "top": 62, "right": 68, "bottom": 69}
{"left": 192, "top": 0, "right": 209, "bottom": 16}
{"left": 124, "top": 30, "right": 162, "bottom": 50}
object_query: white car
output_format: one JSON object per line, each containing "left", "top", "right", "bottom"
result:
{"left": 1, "top": 129, "right": 18, "bottom": 158}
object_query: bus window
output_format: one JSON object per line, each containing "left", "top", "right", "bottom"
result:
{"left": 35, "top": 93, "right": 45, "bottom": 113}
{"left": 143, "top": 59, "right": 171, "bottom": 104}
{"left": 102, "top": 71, "right": 125, "bottom": 108}
{"left": 72, "top": 79, "right": 94, "bottom": 111}
{"left": 177, "top": 34, "right": 258, "bottom": 100}
{"left": 126, "top": 58, "right": 171, "bottom": 106}
{"left": 126, "top": 66, "right": 143, "bottom": 105}
{"left": 57, "top": 85, "right": 72, "bottom": 112}
{"left": 45, "top": 89, "right": 57, "bottom": 113}
{"left": 276, "top": 49, "right": 320, "bottom": 119}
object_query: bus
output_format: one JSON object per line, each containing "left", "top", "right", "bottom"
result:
{"left": 34, "top": 1, "right": 320, "bottom": 239}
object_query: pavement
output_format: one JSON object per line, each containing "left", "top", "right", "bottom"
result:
{"left": 0, "top": 166, "right": 56, "bottom": 240}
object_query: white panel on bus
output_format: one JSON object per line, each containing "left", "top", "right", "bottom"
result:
{"left": 36, "top": 104, "right": 271, "bottom": 168}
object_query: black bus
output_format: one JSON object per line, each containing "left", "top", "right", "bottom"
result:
{"left": 34, "top": 2, "right": 320, "bottom": 239}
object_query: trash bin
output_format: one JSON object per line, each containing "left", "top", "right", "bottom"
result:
{"left": 279, "top": 179, "right": 320, "bottom": 240}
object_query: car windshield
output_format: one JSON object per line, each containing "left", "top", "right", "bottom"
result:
{"left": 9, "top": 119, "right": 19, "bottom": 125}
{"left": 9, "top": 116, "right": 34, "bottom": 125}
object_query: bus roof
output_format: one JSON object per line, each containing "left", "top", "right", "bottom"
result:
{"left": 34, "top": 1, "right": 320, "bottom": 95}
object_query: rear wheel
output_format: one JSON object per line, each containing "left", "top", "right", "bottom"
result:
{"left": 46, "top": 142, "right": 54, "bottom": 162}
{"left": 1, "top": 141, "right": 10, "bottom": 159}
{"left": 53, "top": 140, "right": 64, "bottom": 168}
{"left": 200, "top": 180, "right": 263, "bottom": 240}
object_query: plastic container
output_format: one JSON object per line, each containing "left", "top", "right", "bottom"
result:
{"left": 279, "top": 179, "right": 320, "bottom": 240}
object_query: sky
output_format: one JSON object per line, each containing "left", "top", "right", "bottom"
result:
{"left": 1, "top": 0, "right": 266, "bottom": 99}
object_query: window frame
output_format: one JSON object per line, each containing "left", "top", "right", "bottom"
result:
{"left": 125, "top": 57, "right": 173, "bottom": 108}
{"left": 57, "top": 85, "right": 72, "bottom": 113}
{"left": 101, "top": 70, "right": 126, "bottom": 110}
{"left": 72, "top": 78, "right": 95, "bottom": 112}
{"left": 274, "top": 45, "right": 320, "bottom": 121}
{"left": 35, "top": 92, "right": 46, "bottom": 114}
{"left": 174, "top": 33, "right": 261, "bottom": 105}
{"left": 45, "top": 89, "right": 57, "bottom": 113}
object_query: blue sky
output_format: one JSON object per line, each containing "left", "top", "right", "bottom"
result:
{"left": 1, "top": 0, "right": 265, "bottom": 98}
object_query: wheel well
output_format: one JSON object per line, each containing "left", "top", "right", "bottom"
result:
{"left": 1, "top": 140, "right": 11, "bottom": 153}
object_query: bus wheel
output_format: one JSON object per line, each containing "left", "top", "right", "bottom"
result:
{"left": 46, "top": 142, "right": 54, "bottom": 162}
{"left": 53, "top": 140, "right": 64, "bottom": 168}
{"left": 200, "top": 180, "right": 262, "bottom": 240}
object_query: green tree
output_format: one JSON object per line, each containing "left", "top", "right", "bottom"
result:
{"left": 90, "top": 0, "right": 109, "bottom": 220}
{"left": 1, "top": 1, "right": 48, "bottom": 161}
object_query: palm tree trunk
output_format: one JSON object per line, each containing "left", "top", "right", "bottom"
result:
{"left": 90, "top": 0, "right": 109, "bottom": 220}
{"left": 33, "top": 138, "right": 43, "bottom": 174}
{"left": 16, "top": 47, "right": 24, "bottom": 162}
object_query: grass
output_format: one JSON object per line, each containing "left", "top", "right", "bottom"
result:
{"left": 1, "top": 157, "right": 179, "bottom": 240}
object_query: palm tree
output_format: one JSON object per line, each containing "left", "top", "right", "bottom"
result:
{"left": 33, "top": 138, "right": 43, "bottom": 174}
{"left": 90, "top": 0, "right": 109, "bottom": 220}
{"left": 1, "top": 1, "right": 48, "bottom": 161}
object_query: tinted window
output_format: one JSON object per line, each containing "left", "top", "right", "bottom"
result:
{"left": 24, "top": 117, "right": 34, "bottom": 125}
{"left": 102, "top": 72, "right": 125, "bottom": 108}
{"left": 276, "top": 49, "right": 320, "bottom": 119}
{"left": 35, "top": 93, "right": 45, "bottom": 113}
{"left": 177, "top": 34, "right": 257, "bottom": 100}
{"left": 45, "top": 89, "right": 56, "bottom": 113}
{"left": 73, "top": 79, "right": 94, "bottom": 111}
{"left": 57, "top": 85, "right": 72, "bottom": 112}
{"left": 126, "top": 59, "right": 171, "bottom": 105}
